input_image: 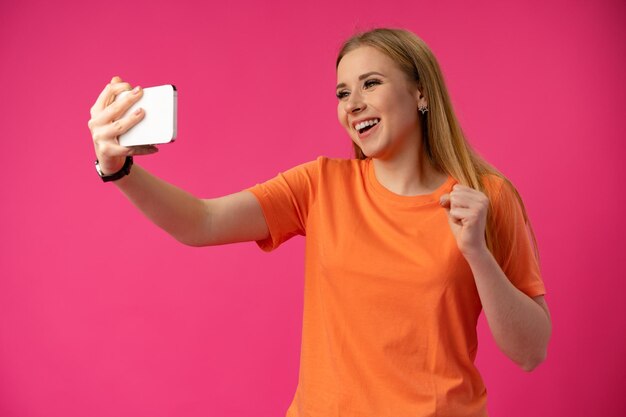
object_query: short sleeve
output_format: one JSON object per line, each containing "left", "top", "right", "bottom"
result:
{"left": 245, "top": 157, "right": 320, "bottom": 252}
{"left": 488, "top": 177, "right": 546, "bottom": 297}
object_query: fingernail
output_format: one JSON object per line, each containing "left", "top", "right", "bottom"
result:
{"left": 134, "top": 107, "right": 142, "bottom": 115}
{"left": 132, "top": 86, "right": 141, "bottom": 94}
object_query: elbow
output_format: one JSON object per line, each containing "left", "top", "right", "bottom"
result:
{"left": 520, "top": 349, "right": 547, "bottom": 372}
{"left": 179, "top": 235, "right": 211, "bottom": 247}
{"left": 182, "top": 239, "right": 204, "bottom": 247}
{"left": 520, "top": 319, "right": 552, "bottom": 372}
{"left": 171, "top": 230, "right": 208, "bottom": 247}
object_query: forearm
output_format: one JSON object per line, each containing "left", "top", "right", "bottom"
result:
{"left": 113, "top": 164, "right": 210, "bottom": 246}
{"left": 465, "top": 249, "right": 552, "bottom": 371}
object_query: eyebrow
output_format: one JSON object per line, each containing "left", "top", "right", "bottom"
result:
{"left": 336, "top": 72, "right": 385, "bottom": 90}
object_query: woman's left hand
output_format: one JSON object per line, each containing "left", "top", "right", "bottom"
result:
{"left": 439, "top": 184, "right": 489, "bottom": 258}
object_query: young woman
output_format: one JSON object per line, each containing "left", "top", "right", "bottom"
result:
{"left": 88, "top": 28, "right": 551, "bottom": 417}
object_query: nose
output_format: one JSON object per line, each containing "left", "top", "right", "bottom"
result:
{"left": 345, "top": 91, "right": 365, "bottom": 114}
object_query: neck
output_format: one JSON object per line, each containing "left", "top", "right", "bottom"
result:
{"left": 371, "top": 142, "right": 446, "bottom": 196}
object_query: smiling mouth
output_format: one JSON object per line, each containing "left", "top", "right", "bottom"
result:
{"left": 355, "top": 118, "right": 381, "bottom": 135}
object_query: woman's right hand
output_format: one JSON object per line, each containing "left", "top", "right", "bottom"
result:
{"left": 87, "top": 76, "right": 158, "bottom": 175}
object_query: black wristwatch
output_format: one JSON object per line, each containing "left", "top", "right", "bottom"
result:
{"left": 95, "top": 156, "right": 133, "bottom": 182}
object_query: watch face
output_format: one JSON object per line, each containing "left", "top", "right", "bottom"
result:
{"left": 95, "top": 160, "right": 104, "bottom": 176}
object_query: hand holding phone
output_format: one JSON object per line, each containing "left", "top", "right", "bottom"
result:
{"left": 115, "top": 84, "right": 177, "bottom": 147}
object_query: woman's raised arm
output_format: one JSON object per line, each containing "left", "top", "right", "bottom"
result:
{"left": 88, "top": 76, "right": 269, "bottom": 247}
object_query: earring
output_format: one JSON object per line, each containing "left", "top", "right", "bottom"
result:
{"left": 418, "top": 102, "right": 428, "bottom": 114}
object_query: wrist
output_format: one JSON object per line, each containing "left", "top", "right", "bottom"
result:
{"left": 460, "top": 243, "right": 491, "bottom": 264}
{"left": 97, "top": 156, "right": 126, "bottom": 175}
{"left": 95, "top": 156, "right": 133, "bottom": 182}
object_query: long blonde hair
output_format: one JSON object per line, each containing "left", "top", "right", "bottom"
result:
{"left": 336, "top": 28, "right": 539, "bottom": 264}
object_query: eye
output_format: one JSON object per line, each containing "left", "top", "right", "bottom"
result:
{"left": 364, "top": 79, "right": 381, "bottom": 89}
{"left": 336, "top": 79, "right": 381, "bottom": 100}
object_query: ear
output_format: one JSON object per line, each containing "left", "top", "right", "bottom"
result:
{"left": 414, "top": 81, "right": 427, "bottom": 105}
{"left": 415, "top": 87, "right": 427, "bottom": 108}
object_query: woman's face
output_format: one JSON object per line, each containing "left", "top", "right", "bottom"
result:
{"left": 336, "top": 46, "right": 422, "bottom": 160}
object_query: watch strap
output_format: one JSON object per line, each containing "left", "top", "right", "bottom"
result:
{"left": 95, "top": 156, "right": 133, "bottom": 182}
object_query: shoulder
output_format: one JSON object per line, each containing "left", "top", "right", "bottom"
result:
{"left": 479, "top": 173, "right": 531, "bottom": 226}
{"left": 310, "top": 155, "right": 364, "bottom": 176}
{"left": 314, "top": 155, "right": 361, "bottom": 167}
{"left": 479, "top": 173, "right": 519, "bottom": 205}
{"left": 480, "top": 173, "right": 507, "bottom": 195}
{"left": 479, "top": 173, "right": 532, "bottom": 236}
{"left": 289, "top": 155, "right": 355, "bottom": 168}
{"left": 275, "top": 156, "right": 361, "bottom": 190}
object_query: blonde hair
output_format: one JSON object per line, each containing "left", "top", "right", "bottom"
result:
{"left": 336, "top": 28, "right": 539, "bottom": 264}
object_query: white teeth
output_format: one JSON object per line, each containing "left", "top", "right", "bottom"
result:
{"left": 355, "top": 118, "right": 380, "bottom": 131}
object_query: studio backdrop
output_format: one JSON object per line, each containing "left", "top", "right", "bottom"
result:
{"left": 1, "top": 0, "right": 624, "bottom": 416}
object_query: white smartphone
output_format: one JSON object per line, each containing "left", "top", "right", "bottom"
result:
{"left": 116, "top": 84, "right": 177, "bottom": 147}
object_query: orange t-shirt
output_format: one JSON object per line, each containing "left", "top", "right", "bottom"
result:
{"left": 246, "top": 156, "right": 546, "bottom": 417}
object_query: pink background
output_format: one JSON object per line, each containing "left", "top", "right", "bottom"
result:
{"left": 1, "top": 0, "right": 625, "bottom": 416}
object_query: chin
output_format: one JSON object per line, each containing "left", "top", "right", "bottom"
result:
{"left": 359, "top": 143, "right": 385, "bottom": 159}
{"left": 354, "top": 144, "right": 372, "bottom": 158}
